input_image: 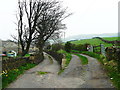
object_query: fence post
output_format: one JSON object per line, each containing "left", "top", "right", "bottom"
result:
{"left": 90, "top": 45, "right": 93, "bottom": 52}
{"left": 100, "top": 44, "right": 105, "bottom": 56}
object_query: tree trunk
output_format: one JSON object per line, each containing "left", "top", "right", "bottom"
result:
{"left": 22, "top": 41, "right": 31, "bottom": 56}
{"left": 22, "top": 48, "right": 29, "bottom": 56}
{"left": 36, "top": 40, "right": 45, "bottom": 63}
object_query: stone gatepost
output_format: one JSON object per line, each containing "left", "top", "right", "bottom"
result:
{"left": 100, "top": 44, "right": 105, "bottom": 56}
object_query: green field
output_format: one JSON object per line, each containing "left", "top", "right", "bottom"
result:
{"left": 71, "top": 37, "right": 118, "bottom": 47}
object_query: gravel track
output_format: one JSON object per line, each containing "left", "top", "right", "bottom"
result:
{"left": 78, "top": 54, "right": 114, "bottom": 88}
{"left": 7, "top": 53, "right": 114, "bottom": 88}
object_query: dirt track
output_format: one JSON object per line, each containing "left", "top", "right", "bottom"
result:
{"left": 7, "top": 53, "right": 114, "bottom": 88}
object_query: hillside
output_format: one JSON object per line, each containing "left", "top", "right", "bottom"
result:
{"left": 64, "top": 33, "right": 118, "bottom": 42}
{"left": 71, "top": 37, "right": 118, "bottom": 47}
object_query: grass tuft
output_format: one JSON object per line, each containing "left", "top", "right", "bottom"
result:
{"left": 58, "top": 69, "right": 64, "bottom": 75}
{"left": 37, "top": 71, "right": 48, "bottom": 75}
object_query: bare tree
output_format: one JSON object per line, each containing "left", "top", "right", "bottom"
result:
{"left": 17, "top": 0, "right": 71, "bottom": 56}
{"left": 35, "top": 0, "right": 71, "bottom": 56}
{"left": 17, "top": 0, "right": 47, "bottom": 56}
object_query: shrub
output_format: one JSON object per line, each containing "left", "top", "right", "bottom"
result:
{"left": 45, "top": 50, "right": 63, "bottom": 65}
{"left": 51, "top": 43, "right": 64, "bottom": 52}
{"left": 71, "top": 50, "right": 80, "bottom": 53}
{"left": 71, "top": 43, "right": 89, "bottom": 52}
{"left": 64, "top": 42, "right": 72, "bottom": 53}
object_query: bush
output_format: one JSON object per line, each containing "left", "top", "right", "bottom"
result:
{"left": 45, "top": 50, "right": 63, "bottom": 65}
{"left": 51, "top": 43, "right": 64, "bottom": 52}
{"left": 71, "top": 50, "right": 80, "bottom": 53}
{"left": 70, "top": 43, "right": 89, "bottom": 52}
{"left": 64, "top": 42, "right": 72, "bottom": 53}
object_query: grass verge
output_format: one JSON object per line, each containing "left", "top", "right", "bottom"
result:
{"left": 74, "top": 53, "right": 88, "bottom": 65}
{"left": 2, "top": 63, "right": 37, "bottom": 89}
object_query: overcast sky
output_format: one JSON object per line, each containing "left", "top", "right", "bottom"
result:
{"left": 0, "top": 0, "right": 119, "bottom": 40}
